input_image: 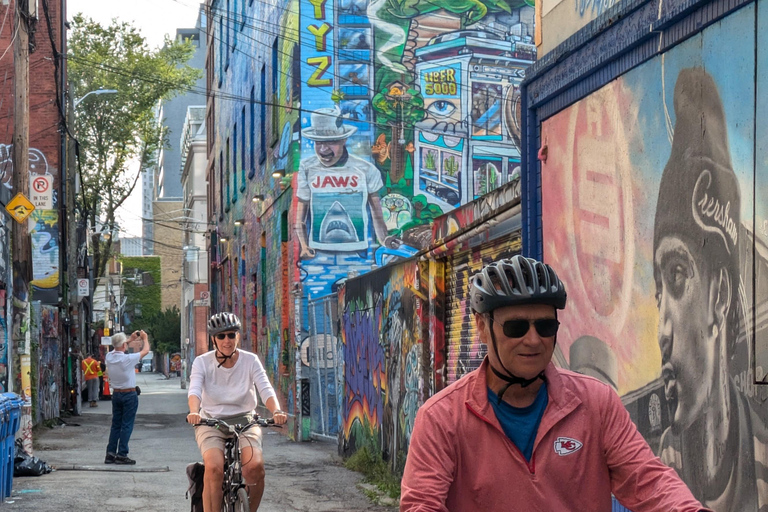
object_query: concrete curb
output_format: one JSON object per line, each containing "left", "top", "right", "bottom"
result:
{"left": 52, "top": 465, "right": 170, "bottom": 473}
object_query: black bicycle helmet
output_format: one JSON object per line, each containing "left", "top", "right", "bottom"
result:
{"left": 208, "top": 312, "right": 242, "bottom": 335}
{"left": 470, "top": 255, "right": 567, "bottom": 314}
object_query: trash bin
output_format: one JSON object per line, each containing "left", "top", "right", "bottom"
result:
{"left": 3, "top": 393, "right": 23, "bottom": 499}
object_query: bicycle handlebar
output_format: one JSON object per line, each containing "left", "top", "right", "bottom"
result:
{"left": 190, "top": 416, "right": 280, "bottom": 431}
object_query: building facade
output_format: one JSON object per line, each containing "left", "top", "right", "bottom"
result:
{"left": 522, "top": 0, "right": 768, "bottom": 507}
{"left": 180, "top": 105, "right": 209, "bottom": 368}
{"left": 205, "top": 0, "right": 536, "bottom": 442}
{"left": 0, "top": 0, "right": 66, "bottom": 439}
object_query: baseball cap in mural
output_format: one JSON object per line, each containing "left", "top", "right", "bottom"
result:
{"left": 302, "top": 107, "right": 357, "bottom": 141}
{"left": 653, "top": 67, "right": 740, "bottom": 277}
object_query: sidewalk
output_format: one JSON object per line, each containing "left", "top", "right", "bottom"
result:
{"left": 7, "top": 373, "right": 397, "bottom": 511}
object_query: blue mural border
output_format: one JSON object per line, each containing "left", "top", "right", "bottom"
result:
{"left": 520, "top": 0, "right": 756, "bottom": 259}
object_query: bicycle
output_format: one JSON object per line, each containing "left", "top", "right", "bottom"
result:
{"left": 190, "top": 416, "right": 280, "bottom": 512}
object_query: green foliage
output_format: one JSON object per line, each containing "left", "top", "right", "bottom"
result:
{"left": 372, "top": 86, "right": 425, "bottom": 126}
{"left": 385, "top": 0, "right": 530, "bottom": 24}
{"left": 146, "top": 306, "right": 182, "bottom": 354}
{"left": 120, "top": 256, "right": 161, "bottom": 333}
{"left": 345, "top": 446, "right": 402, "bottom": 499}
{"left": 424, "top": 151, "right": 436, "bottom": 170}
{"left": 444, "top": 156, "right": 459, "bottom": 177}
{"left": 69, "top": 14, "right": 201, "bottom": 280}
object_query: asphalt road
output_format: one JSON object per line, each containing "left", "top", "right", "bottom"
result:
{"left": 6, "top": 373, "right": 396, "bottom": 512}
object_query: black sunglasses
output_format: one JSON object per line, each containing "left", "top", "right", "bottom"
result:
{"left": 490, "top": 317, "right": 560, "bottom": 338}
{"left": 215, "top": 332, "right": 237, "bottom": 340}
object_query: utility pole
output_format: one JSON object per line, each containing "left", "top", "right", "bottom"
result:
{"left": 66, "top": 85, "right": 79, "bottom": 350}
{"left": 11, "top": 0, "right": 33, "bottom": 395}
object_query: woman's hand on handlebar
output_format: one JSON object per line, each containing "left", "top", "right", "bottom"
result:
{"left": 272, "top": 410, "right": 288, "bottom": 425}
{"left": 186, "top": 412, "right": 202, "bottom": 424}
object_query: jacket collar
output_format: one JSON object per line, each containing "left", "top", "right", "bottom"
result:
{"left": 466, "top": 358, "right": 583, "bottom": 436}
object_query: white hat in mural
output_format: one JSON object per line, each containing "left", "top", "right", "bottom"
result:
{"left": 302, "top": 107, "right": 357, "bottom": 141}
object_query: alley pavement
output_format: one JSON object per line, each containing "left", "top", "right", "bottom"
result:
{"left": 6, "top": 372, "right": 396, "bottom": 512}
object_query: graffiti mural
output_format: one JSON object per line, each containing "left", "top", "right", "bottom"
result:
{"left": 339, "top": 260, "right": 422, "bottom": 471}
{"left": 0, "top": 289, "right": 7, "bottom": 392}
{"left": 29, "top": 210, "right": 60, "bottom": 304}
{"left": 294, "top": 0, "right": 536, "bottom": 301}
{"left": 540, "top": 6, "right": 768, "bottom": 510}
{"left": 32, "top": 304, "right": 61, "bottom": 422}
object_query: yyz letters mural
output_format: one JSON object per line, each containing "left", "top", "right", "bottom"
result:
{"left": 296, "top": 0, "right": 536, "bottom": 300}
{"left": 541, "top": 6, "right": 768, "bottom": 510}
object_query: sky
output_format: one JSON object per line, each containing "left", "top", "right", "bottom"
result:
{"left": 68, "top": 0, "right": 202, "bottom": 237}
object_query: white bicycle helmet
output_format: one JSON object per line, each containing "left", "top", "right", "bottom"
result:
{"left": 208, "top": 312, "right": 242, "bottom": 335}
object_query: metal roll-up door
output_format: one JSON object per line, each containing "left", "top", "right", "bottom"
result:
{"left": 444, "top": 233, "right": 522, "bottom": 384}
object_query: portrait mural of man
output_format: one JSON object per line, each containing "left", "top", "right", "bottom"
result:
{"left": 653, "top": 67, "right": 762, "bottom": 511}
{"left": 295, "top": 107, "right": 392, "bottom": 259}
{"left": 539, "top": 7, "right": 768, "bottom": 510}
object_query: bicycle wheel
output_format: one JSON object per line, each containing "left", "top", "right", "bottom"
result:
{"left": 234, "top": 487, "right": 249, "bottom": 512}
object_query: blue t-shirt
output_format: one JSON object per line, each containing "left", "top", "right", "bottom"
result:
{"left": 488, "top": 383, "right": 548, "bottom": 462}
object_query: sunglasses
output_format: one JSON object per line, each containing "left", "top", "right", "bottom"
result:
{"left": 490, "top": 317, "right": 560, "bottom": 339}
{"left": 215, "top": 332, "right": 238, "bottom": 340}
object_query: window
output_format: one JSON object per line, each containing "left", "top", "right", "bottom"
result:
{"left": 219, "top": 151, "right": 224, "bottom": 219}
{"left": 260, "top": 64, "right": 266, "bottom": 165}
{"left": 249, "top": 86, "right": 256, "bottom": 179}
{"left": 218, "top": 15, "right": 224, "bottom": 86}
{"left": 232, "top": 124, "right": 238, "bottom": 202}
{"left": 225, "top": 138, "right": 231, "bottom": 211}
{"left": 281, "top": 211, "right": 288, "bottom": 242}
{"left": 241, "top": 106, "right": 246, "bottom": 190}
{"left": 232, "top": 0, "right": 238, "bottom": 48}
{"left": 271, "top": 37, "right": 279, "bottom": 145}
{"left": 225, "top": 0, "right": 230, "bottom": 70}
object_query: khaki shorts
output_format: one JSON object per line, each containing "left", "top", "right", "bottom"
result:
{"left": 195, "top": 416, "right": 263, "bottom": 456}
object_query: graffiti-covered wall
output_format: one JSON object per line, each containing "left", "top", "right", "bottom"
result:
{"left": 339, "top": 259, "right": 423, "bottom": 471}
{"left": 531, "top": 2, "right": 768, "bottom": 509}
{"left": 208, "top": 0, "right": 535, "bottom": 442}
{"left": 31, "top": 303, "right": 61, "bottom": 423}
{"left": 295, "top": 0, "right": 536, "bottom": 302}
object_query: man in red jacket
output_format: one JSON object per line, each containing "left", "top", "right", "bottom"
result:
{"left": 400, "top": 255, "right": 709, "bottom": 512}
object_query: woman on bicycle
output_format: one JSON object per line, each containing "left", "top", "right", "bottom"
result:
{"left": 187, "top": 312, "right": 288, "bottom": 512}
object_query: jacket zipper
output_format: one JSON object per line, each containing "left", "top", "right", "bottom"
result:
{"left": 466, "top": 404, "right": 536, "bottom": 474}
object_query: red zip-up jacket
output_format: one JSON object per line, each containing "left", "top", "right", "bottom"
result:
{"left": 400, "top": 359, "right": 709, "bottom": 512}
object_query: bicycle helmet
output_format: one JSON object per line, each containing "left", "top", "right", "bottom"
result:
{"left": 470, "top": 255, "right": 567, "bottom": 314}
{"left": 208, "top": 312, "right": 242, "bottom": 336}
{"left": 471, "top": 255, "right": 567, "bottom": 402}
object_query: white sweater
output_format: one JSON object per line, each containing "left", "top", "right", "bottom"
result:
{"left": 188, "top": 350, "right": 278, "bottom": 418}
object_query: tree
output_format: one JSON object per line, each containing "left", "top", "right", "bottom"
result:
{"left": 68, "top": 15, "right": 201, "bottom": 280}
{"left": 145, "top": 306, "right": 182, "bottom": 355}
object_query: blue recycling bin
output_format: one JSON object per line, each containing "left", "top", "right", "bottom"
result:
{"left": 2, "top": 393, "right": 23, "bottom": 500}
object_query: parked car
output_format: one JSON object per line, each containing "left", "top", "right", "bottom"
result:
{"left": 141, "top": 360, "right": 152, "bottom": 372}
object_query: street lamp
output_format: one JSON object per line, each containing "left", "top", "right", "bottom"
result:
{"left": 74, "top": 88, "right": 118, "bottom": 108}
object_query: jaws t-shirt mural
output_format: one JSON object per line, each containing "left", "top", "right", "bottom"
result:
{"left": 295, "top": 0, "right": 536, "bottom": 299}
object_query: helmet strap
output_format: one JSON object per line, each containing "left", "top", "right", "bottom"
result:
{"left": 487, "top": 311, "right": 547, "bottom": 404}
{"left": 213, "top": 340, "right": 236, "bottom": 368}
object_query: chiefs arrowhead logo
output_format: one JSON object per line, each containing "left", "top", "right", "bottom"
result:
{"left": 554, "top": 437, "right": 583, "bottom": 456}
